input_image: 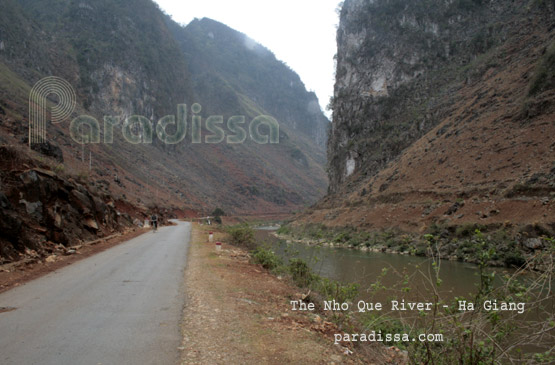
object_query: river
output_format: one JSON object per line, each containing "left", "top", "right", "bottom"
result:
{"left": 255, "top": 228, "right": 510, "bottom": 300}
{"left": 255, "top": 227, "right": 554, "bottom": 355}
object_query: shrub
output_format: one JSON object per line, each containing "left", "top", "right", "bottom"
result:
{"left": 455, "top": 223, "right": 480, "bottom": 237}
{"left": 226, "top": 224, "right": 256, "bottom": 250}
{"left": 289, "top": 258, "right": 315, "bottom": 287}
{"left": 211, "top": 207, "right": 225, "bottom": 217}
{"left": 504, "top": 252, "right": 526, "bottom": 268}
{"left": 276, "top": 224, "right": 292, "bottom": 235}
{"left": 316, "top": 277, "right": 359, "bottom": 303}
{"left": 360, "top": 313, "right": 409, "bottom": 347}
{"left": 212, "top": 207, "right": 225, "bottom": 225}
{"left": 333, "top": 232, "right": 350, "bottom": 243}
{"left": 306, "top": 224, "right": 326, "bottom": 239}
{"left": 251, "top": 247, "right": 283, "bottom": 271}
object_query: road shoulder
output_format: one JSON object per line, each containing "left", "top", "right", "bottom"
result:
{"left": 181, "top": 224, "right": 399, "bottom": 364}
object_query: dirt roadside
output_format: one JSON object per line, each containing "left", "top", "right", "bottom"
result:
{"left": 0, "top": 227, "right": 147, "bottom": 294}
{"left": 181, "top": 224, "right": 406, "bottom": 364}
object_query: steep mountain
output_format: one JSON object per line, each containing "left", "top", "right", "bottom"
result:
{"left": 168, "top": 17, "right": 330, "bottom": 210}
{"left": 0, "top": 0, "right": 329, "bottom": 217}
{"left": 170, "top": 18, "right": 329, "bottom": 150}
{"left": 296, "top": 0, "right": 555, "bottom": 263}
{"left": 0, "top": 0, "right": 329, "bottom": 261}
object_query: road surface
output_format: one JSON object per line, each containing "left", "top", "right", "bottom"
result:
{"left": 0, "top": 221, "right": 191, "bottom": 365}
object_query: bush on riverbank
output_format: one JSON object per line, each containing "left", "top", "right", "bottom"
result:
{"left": 360, "top": 234, "right": 555, "bottom": 364}
{"left": 226, "top": 224, "right": 256, "bottom": 250}
{"left": 251, "top": 246, "right": 283, "bottom": 271}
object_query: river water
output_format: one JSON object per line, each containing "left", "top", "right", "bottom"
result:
{"left": 255, "top": 228, "right": 508, "bottom": 301}
{"left": 255, "top": 227, "right": 553, "bottom": 355}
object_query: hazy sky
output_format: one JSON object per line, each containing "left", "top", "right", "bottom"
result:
{"left": 153, "top": 0, "right": 341, "bottom": 118}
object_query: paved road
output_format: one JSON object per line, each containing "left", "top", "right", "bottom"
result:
{"left": 0, "top": 221, "right": 191, "bottom": 365}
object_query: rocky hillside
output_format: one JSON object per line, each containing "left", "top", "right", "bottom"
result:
{"left": 0, "top": 0, "right": 329, "bottom": 218}
{"left": 0, "top": 145, "right": 137, "bottom": 264}
{"left": 296, "top": 0, "right": 555, "bottom": 263}
{"left": 0, "top": 0, "right": 330, "bottom": 262}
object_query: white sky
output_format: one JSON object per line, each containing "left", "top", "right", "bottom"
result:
{"left": 153, "top": 0, "right": 341, "bottom": 118}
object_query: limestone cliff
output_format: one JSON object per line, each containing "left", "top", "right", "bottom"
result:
{"left": 298, "top": 0, "right": 555, "bottom": 252}
{"left": 328, "top": 0, "right": 554, "bottom": 193}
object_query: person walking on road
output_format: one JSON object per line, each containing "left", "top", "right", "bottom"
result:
{"left": 151, "top": 214, "right": 158, "bottom": 232}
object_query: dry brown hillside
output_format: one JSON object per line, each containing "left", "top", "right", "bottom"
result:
{"left": 294, "top": 0, "right": 554, "bottom": 266}
{"left": 304, "top": 18, "right": 554, "bottom": 231}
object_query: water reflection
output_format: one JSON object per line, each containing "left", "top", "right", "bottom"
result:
{"left": 255, "top": 229, "right": 512, "bottom": 301}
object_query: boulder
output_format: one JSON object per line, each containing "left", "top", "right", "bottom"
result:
{"left": 84, "top": 218, "right": 99, "bottom": 231}
{"left": 19, "top": 170, "right": 42, "bottom": 201}
{"left": 45, "top": 255, "right": 57, "bottom": 263}
{"left": 19, "top": 170, "right": 39, "bottom": 185}
{"left": 47, "top": 207, "right": 64, "bottom": 229}
{"left": 19, "top": 199, "right": 43, "bottom": 221}
{"left": 0, "top": 209, "right": 22, "bottom": 240}
{"left": 70, "top": 189, "right": 93, "bottom": 215}
{"left": 92, "top": 196, "right": 107, "bottom": 217}
{"left": 524, "top": 238, "right": 543, "bottom": 250}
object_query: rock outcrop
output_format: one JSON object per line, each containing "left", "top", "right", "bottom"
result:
{"left": 0, "top": 146, "right": 135, "bottom": 263}
{"left": 328, "top": 0, "right": 555, "bottom": 193}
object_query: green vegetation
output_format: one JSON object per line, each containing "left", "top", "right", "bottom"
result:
{"left": 211, "top": 208, "right": 225, "bottom": 217}
{"left": 288, "top": 258, "right": 315, "bottom": 287}
{"left": 454, "top": 223, "right": 485, "bottom": 238}
{"left": 314, "top": 277, "right": 359, "bottom": 304}
{"left": 228, "top": 224, "right": 359, "bottom": 318}
{"left": 276, "top": 224, "right": 292, "bottom": 235}
{"left": 225, "top": 224, "right": 256, "bottom": 250}
{"left": 228, "top": 223, "right": 554, "bottom": 362}
{"left": 211, "top": 208, "right": 225, "bottom": 225}
{"left": 251, "top": 246, "right": 283, "bottom": 272}
{"left": 277, "top": 222, "right": 553, "bottom": 268}
{"left": 359, "top": 231, "right": 555, "bottom": 363}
